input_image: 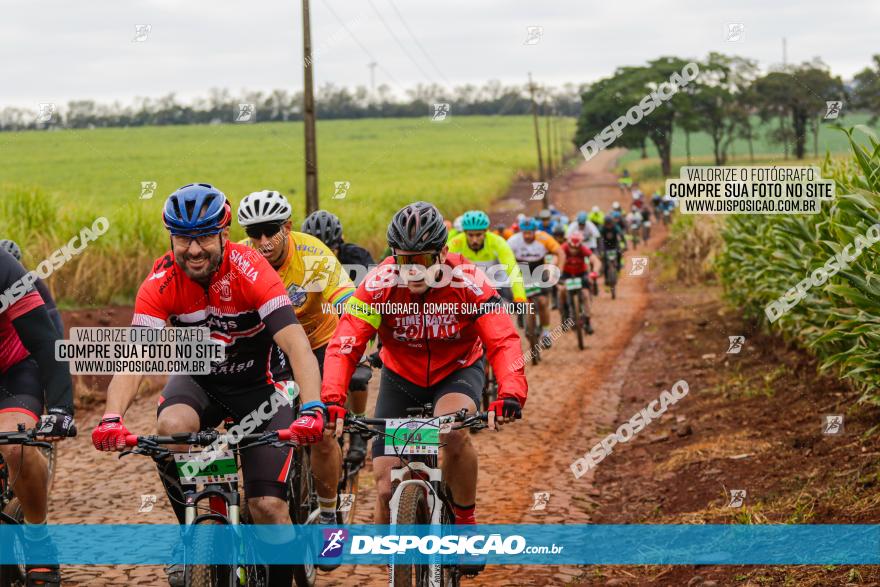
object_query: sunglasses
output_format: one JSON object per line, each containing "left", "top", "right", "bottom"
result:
{"left": 171, "top": 233, "right": 220, "bottom": 248}
{"left": 393, "top": 251, "right": 439, "bottom": 267}
{"left": 245, "top": 222, "right": 284, "bottom": 240}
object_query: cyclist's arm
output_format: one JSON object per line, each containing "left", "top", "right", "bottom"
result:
{"left": 273, "top": 323, "right": 321, "bottom": 405}
{"left": 11, "top": 298, "right": 75, "bottom": 414}
{"left": 321, "top": 293, "right": 380, "bottom": 405}
{"left": 472, "top": 293, "right": 527, "bottom": 406}
{"left": 493, "top": 235, "right": 528, "bottom": 302}
{"left": 543, "top": 235, "right": 566, "bottom": 269}
{"left": 34, "top": 277, "right": 64, "bottom": 336}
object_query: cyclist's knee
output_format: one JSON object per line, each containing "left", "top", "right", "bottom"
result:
{"left": 157, "top": 404, "right": 200, "bottom": 435}
{"left": 440, "top": 428, "right": 472, "bottom": 457}
{"left": 248, "top": 495, "right": 289, "bottom": 524}
{"left": 0, "top": 444, "right": 24, "bottom": 469}
{"left": 312, "top": 433, "right": 340, "bottom": 457}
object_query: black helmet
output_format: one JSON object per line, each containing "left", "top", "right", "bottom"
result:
{"left": 0, "top": 239, "right": 22, "bottom": 261}
{"left": 301, "top": 210, "right": 343, "bottom": 247}
{"left": 387, "top": 202, "right": 447, "bottom": 252}
{"left": 552, "top": 225, "right": 565, "bottom": 237}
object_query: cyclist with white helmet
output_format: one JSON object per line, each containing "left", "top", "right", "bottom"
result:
{"left": 565, "top": 212, "right": 601, "bottom": 252}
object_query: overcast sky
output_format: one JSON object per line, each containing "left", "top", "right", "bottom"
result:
{"left": 3, "top": 0, "right": 878, "bottom": 108}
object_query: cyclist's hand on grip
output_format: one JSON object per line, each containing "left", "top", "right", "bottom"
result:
{"left": 368, "top": 351, "right": 383, "bottom": 369}
{"left": 289, "top": 402, "right": 325, "bottom": 444}
{"left": 488, "top": 397, "right": 522, "bottom": 429}
{"left": 325, "top": 403, "right": 347, "bottom": 435}
{"left": 92, "top": 414, "right": 130, "bottom": 451}
{"left": 38, "top": 408, "right": 77, "bottom": 440}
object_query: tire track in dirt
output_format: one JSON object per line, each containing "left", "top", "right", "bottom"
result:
{"left": 52, "top": 149, "right": 666, "bottom": 586}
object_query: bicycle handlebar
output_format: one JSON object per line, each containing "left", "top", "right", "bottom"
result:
{"left": 337, "top": 409, "right": 495, "bottom": 439}
{"left": 123, "top": 429, "right": 294, "bottom": 449}
{"left": 0, "top": 427, "right": 52, "bottom": 449}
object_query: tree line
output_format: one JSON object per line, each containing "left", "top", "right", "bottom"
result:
{"left": 0, "top": 81, "right": 583, "bottom": 132}
{"left": 575, "top": 53, "right": 880, "bottom": 175}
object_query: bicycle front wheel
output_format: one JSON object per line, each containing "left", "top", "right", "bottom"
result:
{"left": 289, "top": 448, "right": 318, "bottom": 587}
{"left": 0, "top": 499, "right": 25, "bottom": 587}
{"left": 185, "top": 519, "right": 234, "bottom": 587}
{"left": 392, "top": 485, "right": 431, "bottom": 587}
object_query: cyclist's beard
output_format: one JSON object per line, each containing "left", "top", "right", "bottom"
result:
{"left": 177, "top": 248, "right": 222, "bottom": 283}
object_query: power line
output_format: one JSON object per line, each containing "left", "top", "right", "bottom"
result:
{"left": 386, "top": 0, "right": 451, "bottom": 87}
{"left": 367, "top": 0, "right": 437, "bottom": 86}
{"left": 318, "top": 0, "right": 403, "bottom": 89}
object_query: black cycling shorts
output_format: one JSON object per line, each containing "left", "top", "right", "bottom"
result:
{"left": 0, "top": 358, "right": 43, "bottom": 422}
{"left": 370, "top": 357, "right": 485, "bottom": 460}
{"left": 156, "top": 375, "right": 296, "bottom": 499}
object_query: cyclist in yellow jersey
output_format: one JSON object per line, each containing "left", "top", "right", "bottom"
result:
{"left": 236, "top": 191, "right": 354, "bottom": 362}
{"left": 446, "top": 210, "right": 528, "bottom": 303}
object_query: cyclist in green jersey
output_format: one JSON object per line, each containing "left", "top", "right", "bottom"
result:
{"left": 446, "top": 210, "right": 528, "bottom": 304}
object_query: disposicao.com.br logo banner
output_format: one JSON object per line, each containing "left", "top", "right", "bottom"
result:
{"left": 1, "top": 525, "right": 878, "bottom": 565}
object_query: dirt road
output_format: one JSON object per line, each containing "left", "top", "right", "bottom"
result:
{"left": 51, "top": 149, "right": 666, "bottom": 586}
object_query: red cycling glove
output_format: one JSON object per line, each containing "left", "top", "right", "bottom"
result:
{"left": 92, "top": 414, "right": 130, "bottom": 451}
{"left": 326, "top": 404, "right": 347, "bottom": 424}
{"left": 488, "top": 397, "right": 522, "bottom": 420}
{"left": 288, "top": 403, "right": 325, "bottom": 444}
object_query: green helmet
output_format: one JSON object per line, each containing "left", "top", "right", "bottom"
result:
{"left": 460, "top": 210, "right": 490, "bottom": 231}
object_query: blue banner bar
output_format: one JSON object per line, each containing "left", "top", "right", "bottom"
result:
{"left": 0, "top": 524, "right": 877, "bottom": 565}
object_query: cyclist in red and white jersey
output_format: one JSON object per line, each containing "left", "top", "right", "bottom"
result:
{"left": 90, "top": 184, "right": 324, "bottom": 587}
{"left": 312, "top": 202, "right": 527, "bottom": 547}
{"left": 0, "top": 248, "right": 76, "bottom": 587}
{"left": 557, "top": 231, "right": 596, "bottom": 334}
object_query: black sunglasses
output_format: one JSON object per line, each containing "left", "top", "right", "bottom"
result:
{"left": 245, "top": 222, "right": 284, "bottom": 240}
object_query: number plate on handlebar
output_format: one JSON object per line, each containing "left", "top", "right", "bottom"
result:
{"left": 564, "top": 277, "right": 582, "bottom": 291}
{"left": 384, "top": 419, "right": 440, "bottom": 456}
{"left": 174, "top": 449, "right": 237, "bottom": 485}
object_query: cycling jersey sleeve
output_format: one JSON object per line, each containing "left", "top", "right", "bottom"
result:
{"left": 34, "top": 277, "right": 63, "bottom": 335}
{"left": 463, "top": 270, "right": 528, "bottom": 406}
{"left": 491, "top": 233, "right": 528, "bottom": 302}
{"left": 537, "top": 231, "right": 561, "bottom": 254}
{"left": 297, "top": 234, "right": 355, "bottom": 308}
{"left": 321, "top": 285, "right": 383, "bottom": 405}
{"left": 0, "top": 251, "right": 74, "bottom": 414}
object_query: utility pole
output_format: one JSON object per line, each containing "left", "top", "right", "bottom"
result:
{"left": 544, "top": 98, "right": 554, "bottom": 178}
{"left": 782, "top": 37, "right": 787, "bottom": 68}
{"left": 302, "top": 0, "right": 319, "bottom": 215}
{"left": 528, "top": 73, "right": 547, "bottom": 209}
{"left": 368, "top": 62, "right": 377, "bottom": 99}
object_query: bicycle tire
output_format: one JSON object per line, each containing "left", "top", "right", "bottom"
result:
{"left": 289, "top": 448, "right": 317, "bottom": 587}
{"left": 572, "top": 293, "right": 584, "bottom": 351}
{"left": 185, "top": 519, "right": 234, "bottom": 587}
{"left": 0, "top": 500, "right": 24, "bottom": 587}
{"left": 392, "top": 484, "right": 431, "bottom": 587}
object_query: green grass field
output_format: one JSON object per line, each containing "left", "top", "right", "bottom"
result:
{"left": 0, "top": 116, "right": 575, "bottom": 305}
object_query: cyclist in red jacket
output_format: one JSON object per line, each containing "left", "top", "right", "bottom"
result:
{"left": 312, "top": 202, "right": 527, "bottom": 541}
{"left": 558, "top": 230, "right": 596, "bottom": 334}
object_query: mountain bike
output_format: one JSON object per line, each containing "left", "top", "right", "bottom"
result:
{"left": 641, "top": 219, "right": 651, "bottom": 243}
{"left": 561, "top": 276, "right": 587, "bottom": 351}
{"left": 339, "top": 407, "right": 494, "bottom": 587}
{"left": 0, "top": 425, "right": 54, "bottom": 587}
{"left": 523, "top": 284, "right": 542, "bottom": 365}
{"left": 122, "top": 428, "right": 318, "bottom": 587}
{"left": 603, "top": 250, "right": 619, "bottom": 300}
{"left": 334, "top": 356, "right": 376, "bottom": 525}
{"left": 628, "top": 223, "right": 640, "bottom": 250}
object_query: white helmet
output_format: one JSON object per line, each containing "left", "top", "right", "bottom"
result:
{"left": 591, "top": 205, "right": 600, "bottom": 213}
{"left": 453, "top": 215, "right": 463, "bottom": 231}
{"left": 237, "top": 190, "right": 292, "bottom": 226}
{"left": 612, "top": 201, "right": 621, "bottom": 210}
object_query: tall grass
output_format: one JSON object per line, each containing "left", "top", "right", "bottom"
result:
{"left": 716, "top": 127, "right": 880, "bottom": 402}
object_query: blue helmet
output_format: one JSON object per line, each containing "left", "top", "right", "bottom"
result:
{"left": 519, "top": 217, "right": 539, "bottom": 231}
{"left": 576, "top": 211, "right": 587, "bottom": 224}
{"left": 611, "top": 210, "right": 622, "bottom": 219}
{"left": 163, "top": 183, "right": 231, "bottom": 236}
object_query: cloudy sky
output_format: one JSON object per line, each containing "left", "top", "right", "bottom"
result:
{"left": 3, "top": 0, "right": 878, "bottom": 108}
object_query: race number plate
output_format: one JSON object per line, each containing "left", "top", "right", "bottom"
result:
{"left": 174, "top": 450, "right": 238, "bottom": 485}
{"left": 524, "top": 284, "right": 542, "bottom": 297}
{"left": 564, "top": 277, "right": 582, "bottom": 291}
{"left": 384, "top": 419, "right": 440, "bottom": 456}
